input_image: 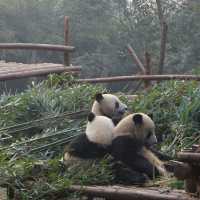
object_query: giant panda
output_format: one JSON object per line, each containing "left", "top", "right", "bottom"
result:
{"left": 111, "top": 113, "right": 169, "bottom": 179}
{"left": 91, "top": 93, "right": 127, "bottom": 125}
{"left": 63, "top": 112, "right": 114, "bottom": 164}
{"left": 63, "top": 92, "right": 127, "bottom": 163}
{"left": 64, "top": 112, "right": 150, "bottom": 185}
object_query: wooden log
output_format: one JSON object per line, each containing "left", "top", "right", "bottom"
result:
{"left": 0, "top": 43, "right": 74, "bottom": 52}
{"left": 0, "top": 65, "right": 81, "bottom": 75}
{"left": 171, "top": 161, "right": 200, "bottom": 179}
{"left": 144, "top": 52, "right": 152, "bottom": 89}
{"left": 77, "top": 75, "right": 200, "bottom": 84}
{"left": 127, "top": 44, "right": 146, "bottom": 74}
{"left": 64, "top": 16, "right": 70, "bottom": 66}
{"left": 0, "top": 66, "right": 81, "bottom": 81}
{"left": 185, "top": 179, "right": 197, "bottom": 193}
{"left": 197, "top": 181, "right": 200, "bottom": 197}
{"left": 68, "top": 185, "right": 192, "bottom": 200}
{"left": 171, "top": 161, "right": 193, "bottom": 180}
{"left": 177, "top": 152, "right": 200, "bottom": 163}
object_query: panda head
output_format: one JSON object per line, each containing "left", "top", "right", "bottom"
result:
{"left": 92, "top": 93, "right": 128, "bottom": 124}
{"left": 114, "top": 113, "right": 157, "bottom": 147}
{"left": 86, "top": 112, "right": 114, "bottom": 146}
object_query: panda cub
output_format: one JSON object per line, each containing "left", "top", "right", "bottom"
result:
{"left": 63, "top": 112, "right": 114, "bottom": 163}
{"left": 111, "top": 113, "right": 169, "bottom": 178}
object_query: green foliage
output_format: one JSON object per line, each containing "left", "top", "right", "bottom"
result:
{"left": 168, "top": 179, "right": 184, "bottom": 190}
{"left": 0, "top": 74, "right": 104, "bottom": 127}
{"left": 129, "top": 81, "right": 200, "bottom": 155}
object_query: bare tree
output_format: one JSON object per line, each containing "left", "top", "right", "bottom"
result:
{"left": 156, "top": 0, "right": 168, "bottom": 74}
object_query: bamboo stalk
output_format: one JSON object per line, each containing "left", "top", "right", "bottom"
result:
{"left": 0, "top": 110, "right": 87, "bottom": 133}
{"left": 0, "top": 128, "right": 80, "bottom": 151}
{"left": 26, "top": 134, "right": 81, "bottom": 154}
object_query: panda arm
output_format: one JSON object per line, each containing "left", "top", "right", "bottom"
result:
{"left": 141, "top": 147, "right": 169, "bottom": 177}
{"left": 111, "top": 136, "right": 143, "bottom": 163}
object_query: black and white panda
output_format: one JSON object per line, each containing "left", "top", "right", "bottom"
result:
{"left": 63, "top": 112, "right": 114, "bottom": 164}
{"left": 63, "top": 93, "right": 127, "bottom": 164}
{"left": 111, "top": 113, "right": 169, "bottom": 179}
{"left": 91, "top": 93, "right": 127, "bottom": 125}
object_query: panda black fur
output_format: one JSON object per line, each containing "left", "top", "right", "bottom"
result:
{"left": 63, "top": 112, "right": 114, "bottom": 163}
{"left": 111, "top": 113, "right": 169, "bottom": 179}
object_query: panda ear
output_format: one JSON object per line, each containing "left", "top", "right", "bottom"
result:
{"left": 148, "top": 113, "right": 153, "bottom": 120}
{"left": 95, "top": 93, "right": 104, "bottom": 102}
{"left": 132, "top": 114, "right": 143, "bottom": 125}
{"left": 88, "top": 112, "right": 95, "bottom": 122}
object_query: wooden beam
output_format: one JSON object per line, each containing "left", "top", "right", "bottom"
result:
{"left": 77, "top": 75, "right": 200, "bottom": 83}
{"left": 0, "top": 66, "right": 81, "bottom": 81}
{"left": 0, "top": 43, "right": 75, "bottom": 52}
{"left": 68, "top": 185, "right": 193, "bottom": 200}
{"left": 177, "top": 152, "right": 200, "bottom": 163}
{"left": 127, "top": 44, "right": 146, "bottom": 74}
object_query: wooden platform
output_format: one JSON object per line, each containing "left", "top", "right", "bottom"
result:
{"left": 0, "top": 61, "right": 81, "bottom": 81}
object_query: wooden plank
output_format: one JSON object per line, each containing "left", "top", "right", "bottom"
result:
{"left": 0, "top": 66, "right": 81, "bottom": 81}
{"left": 0, "top": 43, "right": 75, "bottom": 52}
{"left": 77, "top": 75, "right": 200, "bottom": 83}
{"left": 0, "top": 63, "right": 81, "bottom": 73}
{"left": 68, "top": 185, "right": 195, "bottom": 200}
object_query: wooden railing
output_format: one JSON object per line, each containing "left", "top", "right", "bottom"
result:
{"left": 0, "top": 17, "right": 72, "bottom": 66}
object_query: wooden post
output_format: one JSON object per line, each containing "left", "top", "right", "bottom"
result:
{"left": 144, "top": 52, "right": 151, "bottom": 89}
{"left": 64, "top": 16, "right": 70, "bottom": 66}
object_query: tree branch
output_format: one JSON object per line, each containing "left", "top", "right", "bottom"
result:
{"left": 156, "top": 0, "right": 168, "bottom": 74}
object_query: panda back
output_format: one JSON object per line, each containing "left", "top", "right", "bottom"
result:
{"left": 86, "top": 115, "right": 114, "bottom": 146}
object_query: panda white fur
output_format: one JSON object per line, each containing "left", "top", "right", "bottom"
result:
{"left": 63, "top": 112, "right": 114, "bottom": 162}
{"left": 111, "top": 113, "right": 169, "bottom": 178}
{"left": 92, "top": 93, "right": 127, "bottom": 125}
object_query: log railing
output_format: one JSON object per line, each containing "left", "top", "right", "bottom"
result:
{"left": 77, "top": 74, "right": 200, "bottom": 84}
{"left": 0, "top": 43, "right": 74, "bottom": 52}
{"left": 0, "top": 16, "right": 73, "bottom": 67}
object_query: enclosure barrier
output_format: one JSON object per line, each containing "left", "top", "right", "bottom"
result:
{"left": 173, "top": 144, "right": 200, "bottom": 197}
{"left": 0, "top": 43, "right": 74, "bottom": 52}
{"left": 77, "top": 74, "right": 200, "bottom": 83}
{"left": 0, "top": 63, "right": 81, "bottom": 81}
{"left": 0, "top": 16, "right": 76, "bottom": 80}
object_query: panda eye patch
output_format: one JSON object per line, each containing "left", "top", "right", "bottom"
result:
{"left": 147, "top": 131, "right": 152, "bottom": 139}
{"left": 115, "top": 102, "right": 119, "bottom": 108}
